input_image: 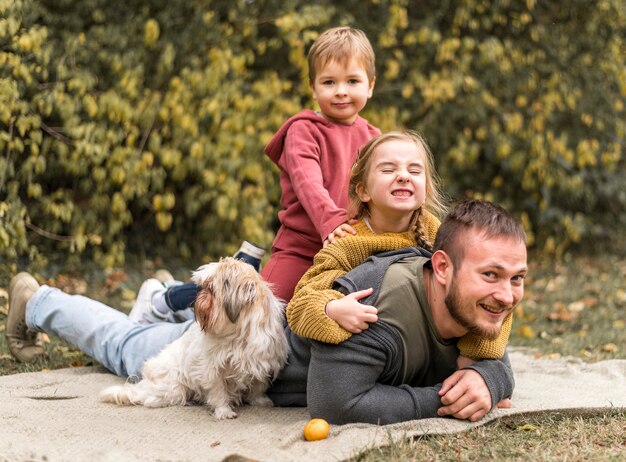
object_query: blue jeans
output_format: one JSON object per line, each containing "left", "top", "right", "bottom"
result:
{"left": 26, "top": 286, "right": 193, "bottom": 378}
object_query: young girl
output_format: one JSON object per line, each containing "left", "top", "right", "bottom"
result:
{"left": 287, "top": 131, "right": 512, "bottom": 361}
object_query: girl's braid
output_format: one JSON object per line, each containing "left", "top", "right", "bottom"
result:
{"left": 412, "top": 208, "right": 433, "bottom": 251}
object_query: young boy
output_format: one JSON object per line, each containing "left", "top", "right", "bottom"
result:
{"left": 131, "top": 26, "right": 380, "bottom": 323}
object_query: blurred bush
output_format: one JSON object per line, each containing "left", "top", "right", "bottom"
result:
{"left": 1, "top": 0, "right": 624, "bottom": 273}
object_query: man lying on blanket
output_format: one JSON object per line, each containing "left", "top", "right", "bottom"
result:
{"left": 7, "top": 200, "right": 524, "bottom": 425}
{"left": 268, "top": 199, "right": 526, "bottom": 424}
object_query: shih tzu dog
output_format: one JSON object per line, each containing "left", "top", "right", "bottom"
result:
{"left": 100, "top": 257, "right": 288, "bottom": 419}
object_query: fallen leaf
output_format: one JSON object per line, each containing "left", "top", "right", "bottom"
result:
{"left": 567, "top": 301, "right": 585, "bottom": 312}
{"left": 579, "top": 349, "right": 593, "bottom": 358}
{"left": 104, "top": 271, "right": 129, "bottom": 292}
{"left": 52, "top": 275, "right": 88, "bottom": 294}
{"left": 519, "top": 325, "right": 534, "bottom": 338}
{"left": 121, "top": 288, "right": 137, "bottom": 301}
{"left": 545, "top": 275, "right": 566, "bottom": 292}
{"left": 517, "top": 424, "right": 539, "bottom": 432}
{"left": 546, "top": 310, "right": 577, "bottom": 322}
{"left": 0, "top": 288, "right": 8, "bottom": 315}
{"left": 601, "top": 343, "right": 618, "bottom": 353}
{"left": 582, "top": 298, "right": 598, "bottom": 307}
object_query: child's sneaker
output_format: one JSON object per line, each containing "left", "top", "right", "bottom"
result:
{"left": 128, "top": 278, "right": 174, "bottom": 324}
{"left": 233, "top": 241, "right": 265, "bottom": 272}
{"left": 154, "top": 269, "right": 176, "bottom": 287}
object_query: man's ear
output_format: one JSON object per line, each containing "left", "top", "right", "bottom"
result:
{"left": 431, "top": 250, "right": 452, "bottom": 285}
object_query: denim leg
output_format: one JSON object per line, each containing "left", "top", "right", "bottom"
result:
{"left": 26, "top": 285, "right": 193, "bottom": 378}
{"left": 164, "top": 281, "right": 199, "bottom": 312}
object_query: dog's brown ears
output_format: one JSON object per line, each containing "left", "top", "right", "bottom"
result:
{"left": 222, "top": 278, "right": 257, "bottom": 324}
{"left": 194, "top": 282, "right": 216, "bottom": 333}
{"left": 195, "top": 278, "right": 258, "bottom": 331}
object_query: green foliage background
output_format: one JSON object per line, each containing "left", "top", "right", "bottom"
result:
{"left": 1, "top": 0, "right": 625, "bottom": 271}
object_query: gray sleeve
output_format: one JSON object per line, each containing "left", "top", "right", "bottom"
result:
{"left": 306, "top": 323, "right": 444, "bottom": 425}
{"left": 464, "top": 350, "right": 515, "bottom": 407}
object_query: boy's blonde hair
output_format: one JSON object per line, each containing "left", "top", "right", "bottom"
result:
{"left": 307, "top": 26, "right": 376, "bottom": 84}
{"left": 348, "top": 131, "right": 448, "bottom": 250}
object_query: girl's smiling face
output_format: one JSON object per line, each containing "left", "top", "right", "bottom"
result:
{"left": 357, "top": 139, "right": 428, "bottom": 233}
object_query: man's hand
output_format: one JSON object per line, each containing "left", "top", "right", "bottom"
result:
{"left": 323, "top": 223, "right": 357, "bottom": 248}
{"left": 326, "top": 288, "right": 377, "bottom": 334}
{"left": 456, "top": 355, "right": 475, "bottom": 370}
{"left": 437, "top": 369, "right": 493, "bottom": 422}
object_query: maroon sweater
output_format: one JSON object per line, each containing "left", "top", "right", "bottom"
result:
{"left": 265, "top": 110, "right": 380, "bottom": 258}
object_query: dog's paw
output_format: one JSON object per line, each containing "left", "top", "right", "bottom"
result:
{"left": 248, "top": 394, "right": 273, "bottom": 407}
{"left": 214, "top": 405, "right": 238, "bottom": 420}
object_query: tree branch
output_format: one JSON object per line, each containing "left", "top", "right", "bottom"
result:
{"left": 25, "top": 220, "right": 75, "bottom": 242}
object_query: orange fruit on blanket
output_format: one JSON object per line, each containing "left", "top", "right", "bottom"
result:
{"left": 303, "top": 418, "right": 330, "bottom": 441}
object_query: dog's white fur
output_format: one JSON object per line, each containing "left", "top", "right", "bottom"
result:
{"left": 100, "top": 257, "right": 288, "bottom": 419}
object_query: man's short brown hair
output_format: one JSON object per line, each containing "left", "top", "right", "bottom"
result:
{"left": 307, "top": 26, "right": 376, "bottom": 84}
{"left": 434, "top": 200, "right": 527, "bottom": 268}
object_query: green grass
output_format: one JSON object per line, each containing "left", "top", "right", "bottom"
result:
{"left": 352, "top": 409, "right": 626, "bottom": 461}
{"left": 1, "top": 252, "right": 625, "bottom": 460}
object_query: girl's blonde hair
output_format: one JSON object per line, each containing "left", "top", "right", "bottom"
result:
{"left": 307, "top": 26, "right": 376, "bottom": 83}
{"left": 348, "top": 130, "right": 448, "bottom": 250}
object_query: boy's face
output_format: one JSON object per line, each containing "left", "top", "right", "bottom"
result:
{"left": 310, "top": 58, "right": 374, "bottom": 125}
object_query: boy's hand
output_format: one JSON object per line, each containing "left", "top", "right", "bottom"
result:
{"left": 323, "top": 223, "right": 357, "bottom": 248}
{"left": 326, "top": 288, "right": 377, "bottom": 333}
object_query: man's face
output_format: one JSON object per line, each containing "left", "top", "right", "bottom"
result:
{"left": 444, "top": 230, "right": 527, "bottom": 340}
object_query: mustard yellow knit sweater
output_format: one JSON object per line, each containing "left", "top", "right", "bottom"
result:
{"left": 286, "top": 214, "right": 513, "bottom": 360}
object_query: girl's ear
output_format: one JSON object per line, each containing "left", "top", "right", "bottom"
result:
{"left": 431, "top": 250, "right": 452, "bottom": 285}
{"left": 356, "top": 182, "right": 370, "bottom": 203}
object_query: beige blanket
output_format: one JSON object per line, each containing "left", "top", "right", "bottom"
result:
{"left": 1, "top": 348, "right": 624, "bottom": 462}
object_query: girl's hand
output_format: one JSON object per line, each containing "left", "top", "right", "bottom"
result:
{"left": 323, "top": 223, "right": 357, "bottom": 248}
{"left": 326, "top": 288, "right": 378, "bottom": 334}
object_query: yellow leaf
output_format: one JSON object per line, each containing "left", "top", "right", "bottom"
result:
{"left": 518, "top": 325, "right": 534, "bottom": 338}
{"left": 121, "top": 288, "right": 136, "bottom": 301}
{"left": 517, "top": 424, "right": 539, "bottom": 431}
{"left": 144, "top": 19, "right": 160, "bottom": 47}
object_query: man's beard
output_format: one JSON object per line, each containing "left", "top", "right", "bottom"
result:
{"left": 444, "top": 278, "right": 503, "bottom": 341}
